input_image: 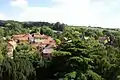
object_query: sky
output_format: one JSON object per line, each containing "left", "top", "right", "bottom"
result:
{"left": 0, "top": 0, "right": 120, "bottom": 28}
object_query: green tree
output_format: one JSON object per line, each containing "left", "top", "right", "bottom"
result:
{"left": 0, "top": 28, "right": 5, "bottom": 37}
{"left": 53, "top": 22, "right": 65, "bottom": 31}
{"left": 40, "top": 26, "right": 54, "bottom": 37}
{"left": 52, "top": 36, "right": 103, "bottom": 80}
{"left": 1, "top": 56, "right": 36, "bottom": 80}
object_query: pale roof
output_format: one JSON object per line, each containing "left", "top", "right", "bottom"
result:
{"left": 43, "top": 48, "right": 53, "bottom": 54}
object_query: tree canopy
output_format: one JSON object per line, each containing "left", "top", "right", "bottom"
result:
{"left": 0, "top": 20, "right": 120, "bottom": 80}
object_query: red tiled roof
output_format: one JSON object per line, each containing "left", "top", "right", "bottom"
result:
{"left": 31, "top": 43, "right": 40, "bottom": 47}
{"left": 12, "top": 34, "right": 30, "bottom": 41}
{"left": 8, "top": 40, "right": 17, "bottom": 48}
{"left": 11, "top": 33, "right": 57, "bottom": 48}
{"left": 13, "top": 34, "right": 28, "bottom": 37}
{"left": 31, "top": 33, "right": 48, "bottom": 39}
{"left": 33, "top": 33, "right": 41, "bottom": 38}
{"left": 41, "top": 35, "right": 48, "bottom": 39}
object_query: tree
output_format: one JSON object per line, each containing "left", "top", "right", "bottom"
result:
{"left": 0, "top": 28, "right": 5, "bottom": 37}
{"left": 0, "top": 54, "right": 4, "bottom": 63}
{"left": 55, "top": 39, "right": 61, "bottom": 45}
{"left": 51, "top": 35, "right": 103, "bottom": 80}
{"left": 1, "top": 56, "right": 36, "bottom": 80}
{"left": 30, "top": 27, "right": 40, "bottom": 34}
{"left": 40, "top": 26, "right": 54, "bottom": 37}
{"left": 53, "top": 22, "right": 65, "bottom": 31}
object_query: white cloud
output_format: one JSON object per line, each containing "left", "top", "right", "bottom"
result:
{"left": 18, "top": 0, "right": 95, "bottom": 26}
{"left": 90, "top": 0, "right": 120, "bottom": 28}
{"left": 0, "top": 13, "right": 15, "bottom": 20}
{"left": 10, "top": 0, "right": 120, "bottom": 28}
{"left": 10, "top": 0, "right": 28, "bottom": 9}
{"left": 0, "top": 13, "right": 6, "bottom": 19}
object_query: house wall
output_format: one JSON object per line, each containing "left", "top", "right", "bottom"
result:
{"left": 19, "top": 40, "right": 28, "bottom": 43}
{"left": 7, "top": 45, "right": 14, "bottom": 58}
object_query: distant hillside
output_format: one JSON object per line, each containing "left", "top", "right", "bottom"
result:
{"left": 0, "top": 20, "right": 119, "bottom": 32}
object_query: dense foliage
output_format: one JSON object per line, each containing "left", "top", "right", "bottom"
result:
{"left": 0, "top": 20, "right": 120, "bottom": 80}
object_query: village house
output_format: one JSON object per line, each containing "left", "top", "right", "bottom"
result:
{"left": 7, "top": 33, "right": 57, "bottom": 59}
{"left": 42, "top": 48, "right": 53, "bottom": 59}
{"left": 31, "top": 37, "right": 56, "bottom": 59}
{"left": 7, "top": 39, "right": 17, "bottom": 58}
{"left": 12, "top": 34, "right": 31, "bottom": 43}
{"left": 99, "top": 36, "right": 110, "bottom": 44}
